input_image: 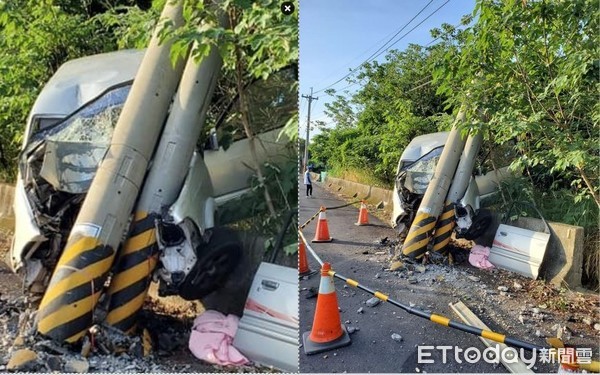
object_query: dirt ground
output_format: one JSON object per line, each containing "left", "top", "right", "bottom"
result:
{"left": 0, "top": 227, "right": 293, "bottom": 373}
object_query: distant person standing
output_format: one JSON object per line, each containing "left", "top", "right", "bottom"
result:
{"left": 304, "top": 167, "right": 313, "bottom": 197}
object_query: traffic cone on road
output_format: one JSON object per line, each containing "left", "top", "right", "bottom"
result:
{"left": 312, "top": 207, "right": 333, "bottom": 242}
{"left": 299, "top": 236, "right": 316, "bottom": 277}
{"left": 355, "top": 200, "right": 369, "bottom": 226}
{"left": 302, "top": 263, "right": 351, "bottom": 355}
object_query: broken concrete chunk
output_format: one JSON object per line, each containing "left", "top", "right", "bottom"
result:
{"left": 357, "top": 307, "right": 364, "bottom": 314}
{"left": 408, "top": 276, "right": 418, "bottom": 284}
{"left": 7, "top": 349, "right": 38, "bottom": 371}
{"left": 468, "top": 276, "right": 480, "bottom": 282}
{"left": 64, "top": 359, "right": 90, "bottom": 373}
{"left": 582, "top": 317, "right": 592, "bottom": 326}
{"left": 415, "top": 266, "right": 426, "bottom": 273}
{"left": 497, "top": 286, "right": 509, "bottom": 292}
{"left": 391, "top": 333, "right": 403, "bottom": 342}
{"left": 366, "top": 297, "right": 381, "bottom": 307}
{"left": 347, "top": 326, "right": 358, "bottom": 334}
{"left": 513, "top": 282, "right": 523, "bottom": 291}
{"left": 45, "top": 356, "right": 63, "bottom": 372}
{"left": 535, "top": 330, "right": 543, "bottom": 338}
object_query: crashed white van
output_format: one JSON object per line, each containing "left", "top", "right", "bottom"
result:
{"left": 392, "top": 132, "right": 511, "bottom": 241}
{"left": 10, "top": 49, "right": 295, "bottom": 297}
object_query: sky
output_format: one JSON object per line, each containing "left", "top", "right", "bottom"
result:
{"left": 299, "top": 0, "right": 476, "bottom": 142}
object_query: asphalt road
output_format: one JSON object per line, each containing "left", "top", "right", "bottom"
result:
{"left": 299, "top": 181, "right": 510, "bottom": 373}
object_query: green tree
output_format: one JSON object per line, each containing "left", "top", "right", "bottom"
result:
{"left": 435, "top": 0, "right": 599, "bottom": 206}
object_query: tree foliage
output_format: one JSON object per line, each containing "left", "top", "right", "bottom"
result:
{"left": 310, "top": 44, "right": 452, "bottom": 185}
{"left": 311, "top": 0, "right": 598, "bottom": 211}
{"left": 435, "top": 0, "right": 599, "bottom": 206}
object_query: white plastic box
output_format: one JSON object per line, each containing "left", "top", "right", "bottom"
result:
{"left": 233, "top": 262, "right": 299, "bottom": 372}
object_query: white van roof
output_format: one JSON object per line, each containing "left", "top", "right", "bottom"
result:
{"left": 400, "top": 131, "right": 449, "bottom": 162}
{"left": 29, "top": 49, "right": 145, "bottom": 119}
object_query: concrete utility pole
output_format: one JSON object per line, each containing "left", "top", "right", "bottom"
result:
{"left": 402, "top": 108, "right": 468, "bottom": 259}
{"left": 36, "top": 0, "right": 186, "bottom": 343}
{"left": 302, "top": 88, "right": 318, "bottom": 170}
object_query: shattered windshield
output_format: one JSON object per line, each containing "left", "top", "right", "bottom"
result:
{"left": 397, "top": 147, "right": 443, "bottom": 195}
{"left": 33, "top": 84, "right": 132, "bottom": 194}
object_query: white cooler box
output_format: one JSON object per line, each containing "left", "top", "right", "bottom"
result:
{"left": 233, "top": 262, "right": 298, "bottom": 372}
{"left": 489, "top": 223, "right": 550, "bottom": 279}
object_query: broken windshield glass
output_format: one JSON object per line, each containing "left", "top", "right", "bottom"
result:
{"left": 37, "top": 84, "right": 131, "bottom": 193}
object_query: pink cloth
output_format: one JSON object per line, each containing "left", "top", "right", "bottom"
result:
{"left": 188, "top": 310, "right": 249, "bottom": 366}
{"left": 469, "top": 245, "right": 495, "bottom": 270}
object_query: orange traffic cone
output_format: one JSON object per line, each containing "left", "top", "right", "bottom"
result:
{"left": 302, "top": 263, "right": 351, "bottom": 355}
{"left": 312, "top": 207, "right": 333, "bottom": 243}
{"left": 355, "top": 200, "right": 369, "bottom": 226}
{"left": 298, "top": 236, "right": 316, "bottom": 277}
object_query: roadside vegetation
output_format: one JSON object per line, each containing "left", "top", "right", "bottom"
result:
{"left": 0, "top": 0, "right": 298, "bottom": 250}
{"left": 309, "top": 0, "right": 598, "bottom": 288}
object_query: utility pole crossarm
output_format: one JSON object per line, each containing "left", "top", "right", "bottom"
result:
{"left": 302, "top": 87, "right": 318, "bottom": 170}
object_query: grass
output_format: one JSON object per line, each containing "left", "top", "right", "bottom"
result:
{"left": 326, "top": 166, "right": 392, "bottom": 189}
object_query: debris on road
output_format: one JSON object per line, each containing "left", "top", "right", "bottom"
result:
{"left": 357, "top": 307, "right": 364, "bottom": 314}
{"left": 366, "top": 297, "right": 381, "bottom": 307}
{"left": 6, "top": 348, "right": 38, "bottom": 371}
{"left": 391, "top": 333, "right": 403, "bottom": 342}
{"left": 64, "top": 358, "right": 90, "bottom": 373}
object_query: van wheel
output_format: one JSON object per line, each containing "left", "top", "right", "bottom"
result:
{"left": 463, "top": 210, "right": 492, "bottom": 240}
{"left": 177, "top": 227, "right": 243, "bottom": 300}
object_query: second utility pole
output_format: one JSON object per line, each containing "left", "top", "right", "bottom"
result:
{"left": 302, "top": 87, "right": 318, "bottom": 170}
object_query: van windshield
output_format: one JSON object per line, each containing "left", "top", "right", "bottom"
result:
{"left": 397, "top": 146, "right": 443, "bottom": 195}
{"left": 27, "top": 84, "right": 132, "bottom": 194}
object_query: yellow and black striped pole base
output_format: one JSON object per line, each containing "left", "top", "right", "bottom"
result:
{"left": 432, "top": 202, "right": 455, "bottom": 254}
{"left": 105, "top": 211, "right": 158, "bottom": 333}
{"left": 402, "top": 212, "right": 437, "bottom": 259}
{"left": 37, "top": 236, "right": 115, "bottom": 343}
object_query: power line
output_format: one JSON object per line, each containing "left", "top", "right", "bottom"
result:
{"left": 312, "top": 0, "right": 436, "bottom": 95}
{"left": 312, "top": 0, "right": 451, "bottom": 95}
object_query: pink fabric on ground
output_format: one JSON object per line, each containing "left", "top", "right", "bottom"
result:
{"left": 188, "top": 310, "right": 249, "bottom": 366}
{"left": 469, "top": 245, "right": 495, "bottom": 270}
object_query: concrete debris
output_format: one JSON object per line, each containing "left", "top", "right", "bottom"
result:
{"left": 532, "top": 308, "right": 540, "bottom": 314}
{"left": 408, "top": 276, "right": 418, "bottom": 284}
{"left": 374, "top": 273, "right": 381, "bottom": 279}
{"left": 357, "top": 307, "right": 364, "bottom": 314}
{"left": 391, "top": 333, "right": 403, "bottom": 342}
{"left": 467, "top": 276, "right": 480, "bottom": 282}
{"left": 594, "top": 323, "right": 600, "bottom": 331}
{"left": 497, "top": 286, "right": 509, "bottom": 292}
{"left": 366, "top": 297, "right": 381, "bottom": 308}
{"left": 347, "top": 326, "right": 358, "bottom": 334}
{"left": 513, "top": 282, "right": 523, "bottom": 291}
{"left": 45, "top": 355, "right": 63, "bottom": 372}
{"left": 415, "top": 266, "right": 426, "bottom": 273}
{"left": 389, "top": 261, "right": 404, "bottom": 271}
{"left": 64, "top": 358, "right": 89, "bottom": 373}
{"left": 582, "top": 317, "right": 592, "bottom": 326}
{"left": 7, "top": 348, "right": 38, "bottom": 371}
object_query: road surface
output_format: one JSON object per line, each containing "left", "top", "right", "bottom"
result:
{"left": 299, "top": 180, "right": 554, "bottom": 373}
